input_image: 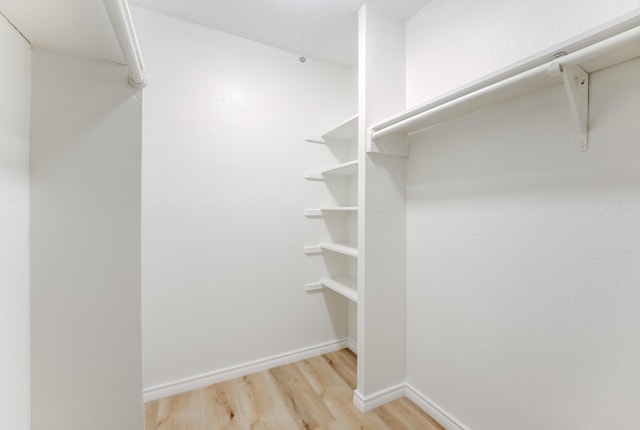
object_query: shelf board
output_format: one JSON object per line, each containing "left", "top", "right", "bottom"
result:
{"left": 320, "top": 242, "right": 358, "bottom": 257}
{"left": 303, "top": 245, "right": 322, "bottom": 255}
{"left": 369, "top": 22, "right": 640, "bottom": 153}
{"left": 305, "top": 114, "right": 358, "bottom": 143}
{"left": 304, "top": 207, "right": 358, "bottom": 217}
{"left": 320, "top": 277, "right": 358, "bottom": 302}
{"left": 305, "top": 160, "right": 358, "bottom": 179}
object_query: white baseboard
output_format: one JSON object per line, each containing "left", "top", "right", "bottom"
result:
{"left": 353, "top": 389, "right": 366, "bottom": 411}
{"left": 352, "top": 383, "right": 406, "bottom": 412}
{"left": 405, "top": 384, "right": 468, "bottom": 430}
{"left": 347, "top": 339, "right": 357, "bottom": 354}
{"left": 354, "top": 383, "right": 468, "bottom": 429}
{"left": 143, "top": 338, "right": 349, "bottom": 402}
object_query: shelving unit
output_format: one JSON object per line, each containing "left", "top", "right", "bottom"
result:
{"left": 369, "top": 24, "right": 640, "bottom": 155}
{"left": 303, "top": 115, "right": 359, "bottom": 303}
{"left": 301, "top": 8, "right": 640, "bottom": 416}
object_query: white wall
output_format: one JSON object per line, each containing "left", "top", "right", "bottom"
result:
{"left": 30, "top": 48, "right": 143, "bottom": 430}
{"left": 0, "top": 14, "right": 31, "bottom": 430}
{"left": 405, "top": 3, "right": 640, "bottom": 428}
{"left": 356, "top": 4, "right": 408, "bottom": 407}
{"left": 132, "top": 7, "right": 356, "bottom": 392}
{"left": 406, "top": 0, "right": 640, "bottom": 105}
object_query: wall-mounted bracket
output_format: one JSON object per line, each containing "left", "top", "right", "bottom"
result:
{"left": 367, "top": 128, "right": 409, "bottom": 157}
{"left": 548, "top": 62, "right": 590, "bottom": 152}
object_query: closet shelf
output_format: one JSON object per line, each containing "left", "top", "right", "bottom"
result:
{"left": 305, "top": 277, "right": 357, "bottom": 302}
{"left": 306, "top": 277, "right": 358, "bottom": 302}
{"left": 369, "top": 23, "right": 640, "bottom": 155}
{"left": 304, "top": 207, "right": 358, "bottom": 217}
{"left": 305, "top": 114, "right": 358, "bottom": 143}
{"left": 320, "top": 242, "right": 358, "bottom": 257}
{"left": 305, "top": 160, "right": 358, "bottom": 180}
{"left": 322, "top": 277, "right": 357, "bottom": 302}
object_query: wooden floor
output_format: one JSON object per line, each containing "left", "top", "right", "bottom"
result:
{"left": 145, "top": 349, "right": 443, "bottom": 429}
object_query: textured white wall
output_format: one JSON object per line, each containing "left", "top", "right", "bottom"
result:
{"left": 405, "top": 16, "right": 640, "bottom": 430}
{"left": 356, "top": 4, "right": 407, "bottom": 406}
{"left": 406, "top": 0, "right": 640, "bottom": 105}
{"left": 132, "top": 7, "right": 356, "bottom": 391}
{"left": 0, "top": 14, "right": 31, "bottom": 430}
{"left": 30, "top": 48, "right": 143, "bottom": 430}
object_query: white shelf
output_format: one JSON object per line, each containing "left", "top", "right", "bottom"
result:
{"left": 305, "top": 160, "right": 358, "bottom": 180}
{"left": 305, "top": 115, "right": 358, "bottom": 143}
{"left": 369, "top": 23, "right": 640, "bottom": 154}
{"left": 320, "top": 242, "right": 358, "bottom": 257}
{"left": 322, "top": 277, "right": 358, "bottom": 302}
{"left": 304, "top": 277, "right": 358, "bottom": 302}
{"left": 304, "top": 207, "right": 358, "bottom": 217}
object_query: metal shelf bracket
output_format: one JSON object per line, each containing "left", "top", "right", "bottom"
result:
{"left": 548, "top": 62, "right": 590, "bottom": 152}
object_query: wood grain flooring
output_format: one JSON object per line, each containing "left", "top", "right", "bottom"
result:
{"left": 145, "top": 349, "right": 443, "bottom": 429}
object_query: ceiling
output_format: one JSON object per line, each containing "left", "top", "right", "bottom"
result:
{"left": 129, "top": 0, "right": 430, "bottom": 67}
{"left": 0, "top": 0, "right": 429, "bottom": 67}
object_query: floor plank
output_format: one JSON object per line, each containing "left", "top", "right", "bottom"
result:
{"left": 322, "top": 349, "right": 357, "bottom": 390}
{"left": 268, "top": 363, "right": 335, "bottom": 428}
{"left": 152, "top": 389, "right": 202, "bottom": 430}
{"left": 145, "top": 349, "right": 444, "bottom": 430}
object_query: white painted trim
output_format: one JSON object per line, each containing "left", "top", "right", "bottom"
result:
{"left": 352, "top": 383, "right": 406, "bottom": 412}
{"left": 354, "top": 383, "right": 469, "bottom": 429}
{"left": 353, "top": 389, "right": 366, "bottom": 411}
{"left": 143, "top": 339, "right": 349, "bottom": 402}
{"left": 347, "top": 339, "right": 357, "bottom": 354}
{"left": 405, "top": 384, "right": 469, "bottom": 430}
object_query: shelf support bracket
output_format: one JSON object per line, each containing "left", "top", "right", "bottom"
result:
{"left": 548, "top": 62, "right": 590, "bottom": 152}
{"left": 367, "top": 128, "right": 409, "bottom": 158}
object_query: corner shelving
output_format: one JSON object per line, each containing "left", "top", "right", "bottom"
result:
{"left": 303, "top": 114, "right": 359, "bottom": 303}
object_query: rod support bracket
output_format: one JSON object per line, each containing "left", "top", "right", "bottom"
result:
{"left": 551, "top": 63, "right": 589, "bottom": 152}
{"left": 367, "top": 128, "right": 409, "bottom": 157}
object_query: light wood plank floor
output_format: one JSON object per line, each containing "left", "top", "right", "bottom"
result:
{"left": 145, "top": 349, "right": 443, "bottom": 429}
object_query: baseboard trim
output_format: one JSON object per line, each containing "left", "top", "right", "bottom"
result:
{"left": 353, "top": 389, "right": 366, "bottom": 411}
{"left": 143, "top": 338, "right": 349, "bottom": 402}
{"left": 347, "top": 339, "right": 357, "bottom": 354}
{"left": 352, "top": 383, "right": 406, "bottom": 412}
{"left": 405, "top": 384, "right": 468, "bottom": 430}
{"left": 354, "top": 383, "right": 467, "bottom": 429}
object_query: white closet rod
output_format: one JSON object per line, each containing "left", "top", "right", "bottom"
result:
{"left": 371, "top": 24, "right": 640, "bottom": 139}
{"left": 103, "top": 0, "right": 147, "bottom": 89}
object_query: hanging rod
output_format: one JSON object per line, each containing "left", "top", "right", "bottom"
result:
{"left": 370, "top": 23, "right": 640, "bottom": 143}
{"left": 103, "top": 0, "right": 147, "bottom": 89}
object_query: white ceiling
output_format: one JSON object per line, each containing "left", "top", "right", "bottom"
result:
{"left": 129, "top": 0, "right": 430, "bottom": 67}
{"left": 0, "top": 0, "right": 429, "bottom": 67}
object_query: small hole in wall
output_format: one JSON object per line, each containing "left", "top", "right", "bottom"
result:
{"left": 299, "top": 56, "right": 307, "bottom": 63}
